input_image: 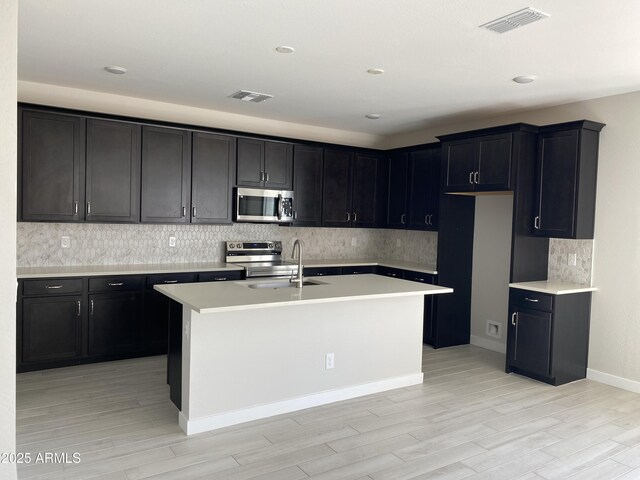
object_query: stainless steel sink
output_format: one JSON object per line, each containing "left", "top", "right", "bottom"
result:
{"left": 245, "top": 279, "right": 326, "bottom": 289}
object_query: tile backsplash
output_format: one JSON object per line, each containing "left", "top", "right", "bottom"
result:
{"left": 547, "top": 238, "right": 594, "bottom": 286}
{"left": 17, "top": 222, "right": 438, "bottom": 268}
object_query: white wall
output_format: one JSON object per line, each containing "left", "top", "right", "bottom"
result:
{"left": 0, "top": 0, "right": 17, "bottom": 478}
{"left": 386, "top": 90, "right": 640, "bottom": 389}
{"left": 470, "top": 195, "right": 513, "bottom": 354}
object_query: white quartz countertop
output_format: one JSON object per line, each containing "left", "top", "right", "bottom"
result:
{"left": 155, "top": 274, "right": 453, "bottom": 314}
{"left": 303, "top": 258, "right": 438, "bottom": 275}
{"left": 16, "top": 262, "right": 243, "bottom": 279}
{"left": 509, "top": 281, "right": 597, "bottom": 295}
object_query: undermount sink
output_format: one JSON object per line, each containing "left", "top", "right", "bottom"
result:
{"left": 245, "top": 279, "right": 326, "bottom": 289}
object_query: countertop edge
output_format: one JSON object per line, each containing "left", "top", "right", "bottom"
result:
{"left": 509, "top": 282, "right": 597, "bottom": 295}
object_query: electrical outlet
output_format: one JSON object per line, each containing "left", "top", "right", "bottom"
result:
{"left": 568, "top": 253, "right": 577, "bottom": 266}
{"left": 351, "top": 237, "right": 357, "bottom": 247}
{"left": 325, "top": 353, "right": 335, "bottom": 370}
{"left": 61, "top": 236, "right": 70, "bottom": 248}
{"left": 396, "top": 238, "right": 402, "bottom": 247}
{"left": 169, "top": 236, "right": 176, "bottom": 247}
{"left": 486, "top": 321, "right": 501, "bottom": 339}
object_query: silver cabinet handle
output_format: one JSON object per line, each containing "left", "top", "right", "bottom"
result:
{"left": 474, "top": 171, "right": 479, "bottom": 184}
{"left": 534, "top": 216, "right": 540, "bottom": 229}
{"left": 192, "top": 206, "right": 197, "bottom": 217}
{"left": 265, "top": 172, "right": 269, "bottom": 182}
{"left": 469, "top": 172, "right": 474, "bottom": 184}
{"left": 213, "top": 277, "right": 226, "bottom": 281}
{"left": 182, "top": 206, "right": 186, "bottom": 217}
{"left": 389, "top": 273, "right": 397, "bottom": 277}
{"left": 427, "top": 214, "right": 433, "bottom": 225}
{"left": 164, "top": 280, "right": 178, "bottom": 284}
{"left": 353, "top": 212, "right": 357, "bottom": 222}
{"left": 45, "top": 285, "right": 63, "bottom": 289}
{"left": 74, "top": 201, "right": 78, "bottom": 215}
{"left": 425, "top": 214, "right": 429, "bottom": 225}
{"left": 511, "top": 312, "right": 517, "bottom": 326}
{"left": 77, "top": 300, "right": 81, "bottom": 316}
{"left": 316, "top": 272, "right": 324, "bottom": 276}
{"left": 346, "top": 212, "right": 351, "bottom": 222}
{"left": 87, "top": 202, "right": 91, "bottom": 215}
{"left": 108, "top": 282, "right": 124, "bottom": 286}
{"left": 524, "top": 297, "right": 539, "bottom": 303}
{"left": 401, "top": 214, "right": 406, "bottom": 224}
{"left": 260, "top": 171, "right": 265, "bottom": 182}
{"left": 293, "top": 211, "right": 297, "bottom": 220}
{"left": 90, "top": 299, "right": 94, "bottom": 316}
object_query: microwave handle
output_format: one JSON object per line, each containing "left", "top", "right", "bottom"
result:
{"left": 277, "top": 194, "right": 283, "bottom": 220}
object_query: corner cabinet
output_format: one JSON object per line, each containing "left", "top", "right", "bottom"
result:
{"left": 506, "top": 288, "right": 592, "bottom": 385}
{"left": 236, "top": 138, "right": 293, "bottom": 189}
{"left": 534, "top": 120, "right": 605, "bottom": 239}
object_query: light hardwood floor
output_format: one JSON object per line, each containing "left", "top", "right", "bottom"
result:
{"left": 15, "top": 345, "right": 640, "bottom": 480}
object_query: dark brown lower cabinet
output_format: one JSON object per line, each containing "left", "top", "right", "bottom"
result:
{"left": 400, "top": 271, "right": 439, "bottom": 347}
{"left": 88, "top": 292, "right": 143, "bottom": 356}
{"left": 143, "top": 290, "right": 173, "bottom": 356}
{"left": 21, "top": 295, "right": 83, "bottom": 365}
{"left": 506, "top": 288, "right": 592, "bottom": 385}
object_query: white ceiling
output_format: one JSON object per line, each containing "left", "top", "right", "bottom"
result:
{"left": 18, "top": 0, "right": 640, "bottom": 136}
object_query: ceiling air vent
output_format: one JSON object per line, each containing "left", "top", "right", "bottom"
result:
{"left": 480, "top": 7, "right": 549, "bottom": 34}
{"left": 229, "top": 90, "right": 273, "bottom": 103}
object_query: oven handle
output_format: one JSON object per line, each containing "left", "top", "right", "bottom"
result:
{"left": 277, "top": 193, "right": 283, "bottom": 220}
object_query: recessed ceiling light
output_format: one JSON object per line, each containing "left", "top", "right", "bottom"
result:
{"left": 104, "top": 66, "right": 128, "bottom": 75}
{"left": 513, "top": 75, "right": 537, "bottom": 84}
{"left": 275, "top": 46, "right": 295, "bottom": 54}
{"left": 367, "top": 68, "right": 385, "bottom": 75}
{"left": 365, "top": 114, "right": 381, "bottom": 120}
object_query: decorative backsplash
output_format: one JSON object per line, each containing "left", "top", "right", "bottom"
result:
{"left": 17, "top": 222, "right": 438, "bottom": 268}
{"left": 547, "top": 238, "right": 593, "bottom": 286}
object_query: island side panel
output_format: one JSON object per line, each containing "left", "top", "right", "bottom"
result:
{"left": 181, "top": 295, "right": 424, "bottom": 434}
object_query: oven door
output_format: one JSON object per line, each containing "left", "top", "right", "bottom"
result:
{"left": 235, "top": 187, "right": 294, "bottom": 223}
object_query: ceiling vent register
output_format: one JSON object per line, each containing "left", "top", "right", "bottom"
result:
{"left": 480, "top": 7, "right": 550, "bottom": 34}
{"left": 229, "top": 90, "right": 274, "bottom": 103}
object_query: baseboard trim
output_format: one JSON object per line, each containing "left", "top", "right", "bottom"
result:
{"left": 470, "top": 335, "right": 506, "bottom": 354}
{"left": 587, "top": 368, "right": 640, "bottom": 394}
{"left": 180, "top": 372, "right": 424, "bottom": 435}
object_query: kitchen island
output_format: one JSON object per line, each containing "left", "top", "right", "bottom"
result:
{"left": 155, "top": 274, "right": 452, "bottom": 435}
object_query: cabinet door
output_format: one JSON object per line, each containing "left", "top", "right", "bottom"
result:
{"left": 387, "top": 152, "right": 408, "bottom": 229}
{"left": 21, "top": 296, "right": 82, "bottom": 363}
{"left": 86, "top": 119, "right": 141, "bottom": 223}
{"left": 143, "top": 290, "right": 172, "bottom": 355}
{"left": 191, "top": 132, "right": 236, "bottom": 224}
{"left": 508, "top": 307, "right": 552, "bottom": 377}
{"left": 352, "top": 153, "right": 381, "bottom": 228}
{"left": 264, "top": 141, "right": 293, "bottom": 189}
{"left": 322, "top": 149, "right": 353, "bottom": 227}
{"left": 535, "top": 130, "right": 580, "bottom": 238}
{"left": 407, "top": 150, "right": 429, "bottom": 230}
{"left": 443, "top": 138, "right": 476, "bottom": 192}
{"left": 476, "top": 133, "right": 512, "bottom": 191}
{"left": 236, "top": 138, "right": 264, "bottom": 187}
{"left": 292, "top": 145, "right": 323, "bottom": 226}
{"left": 426, "top": 147, "right": 441, "bottom": 230}
{"left": 141, "top": 126, "right": 191, "bottom": 223}
{"left": 88, "top": 292, "right": 142, "bottom": 356}
{"left": 21, "top": 110, "right": 84, "bottom": 221}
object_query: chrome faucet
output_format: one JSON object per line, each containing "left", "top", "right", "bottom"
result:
{"left": 290, "top": 239, "right": 304, "bottom": 288}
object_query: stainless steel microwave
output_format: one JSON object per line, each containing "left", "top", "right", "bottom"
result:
{"left": 235, "top": 187, "right": 294, "bottom": 223}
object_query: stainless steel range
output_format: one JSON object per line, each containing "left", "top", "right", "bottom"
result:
{"left": 225, "top": 241, "right": 298, "bottom": 279}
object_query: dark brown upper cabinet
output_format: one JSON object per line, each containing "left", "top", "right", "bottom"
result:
{"left": 237, "top": 138, "right": 293, "bottom": 189}
{"left": 85, "top": 119, "right": 141, "bottom": 223}
{"left": 534, "top": 120, "right": 605, "bottom": 239}
{"left": 20, "top": 109, "right": 85, "bottom": 222}
{"left": 292, "top": 145, "right": 323, "bottom": 226}
{"left": 322, "top": 149, "right": 385, "bottom": 228}
{"left": 191, "top": 132, "right": 236, "bottom": 224}
{"left": 386, "top": 144, "right": 440, "bottom": 231}
{"left": 141, "top": 126, "right": 191, "bottom": 223}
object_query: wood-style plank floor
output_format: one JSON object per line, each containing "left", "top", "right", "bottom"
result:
{"left": 15, "top": 345, "right": 640, "bottom": 480}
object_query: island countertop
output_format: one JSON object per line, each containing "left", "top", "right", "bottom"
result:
{"left": 155, "top": 273, "right": 452, "bottom": 314}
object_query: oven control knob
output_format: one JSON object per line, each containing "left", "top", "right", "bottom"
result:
{"left": 229, "top": 244, "right": 235, "bottom": 249}
{"left": 268, "top": 243, "right": 274, "bottom": 249}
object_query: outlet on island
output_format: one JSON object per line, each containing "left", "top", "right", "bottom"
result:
{"left": 325, "top": 352, "right": 335, "bottom": 370}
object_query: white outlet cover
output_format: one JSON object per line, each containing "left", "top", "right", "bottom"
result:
{"left": 61, "top": 236, "right": 70, "bottom": 248}
{"left": 486, "top": 321, "right": 501, "bottom": 338}
{"left": 568, "top": 253, "right": 577, "bottom": 266}
{"left": 351, "top": 237, "right": 357, "bottom": 247}
{"left": 169, "top": 236, "right": 176, "bottom": 247}
{"left": 325, "top": 352, "right": 335, "bottom": 370}
{"left": 396, "top": 239, "right": 402, "bottom": 247}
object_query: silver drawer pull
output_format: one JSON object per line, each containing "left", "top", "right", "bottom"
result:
{"left": 524, "top": 297, "right": 539, "bottom": 303}
{"left": 414, "top": 278, "right": 424, "bottom": 282}
{"left": 164, "top": 280, "right": 178, "bottom": 284}
{"left": 213, "top": 277, "right": 226, "bottom": 281}
{"left": 45, "top": 285, "right": 63, "bottom": 289}
{"left": 108, "top": 282, "right": 124, "bottom": 286}
{"left": 511, "top": 312, "right": 517, "bottom": 326}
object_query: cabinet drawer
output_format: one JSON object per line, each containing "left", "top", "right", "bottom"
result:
{"left": 23, "top": 278, "right": 83, "bottom": 296}
{"left": 198, "top": 271, "right": 243, "bottom": 282}
{"left": 146, "top": 273, "right": 198, "bottom": 288}
{"left": 341, "top": 265, "right": 376, "bottom": 275}
{"left": 403, "top": 271, "right": 436, "bottom": 284}
{"left": 510, "top": 289, "right": 553, "bottom": 312}
{"left": 304, "top": 267, "right": 342, "bottom": 277}
{"left": 377, "top": 266, "right": 404, "bottom": 279}
{"left": 89, "top": 276, "right": 144, "bottom": 292}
